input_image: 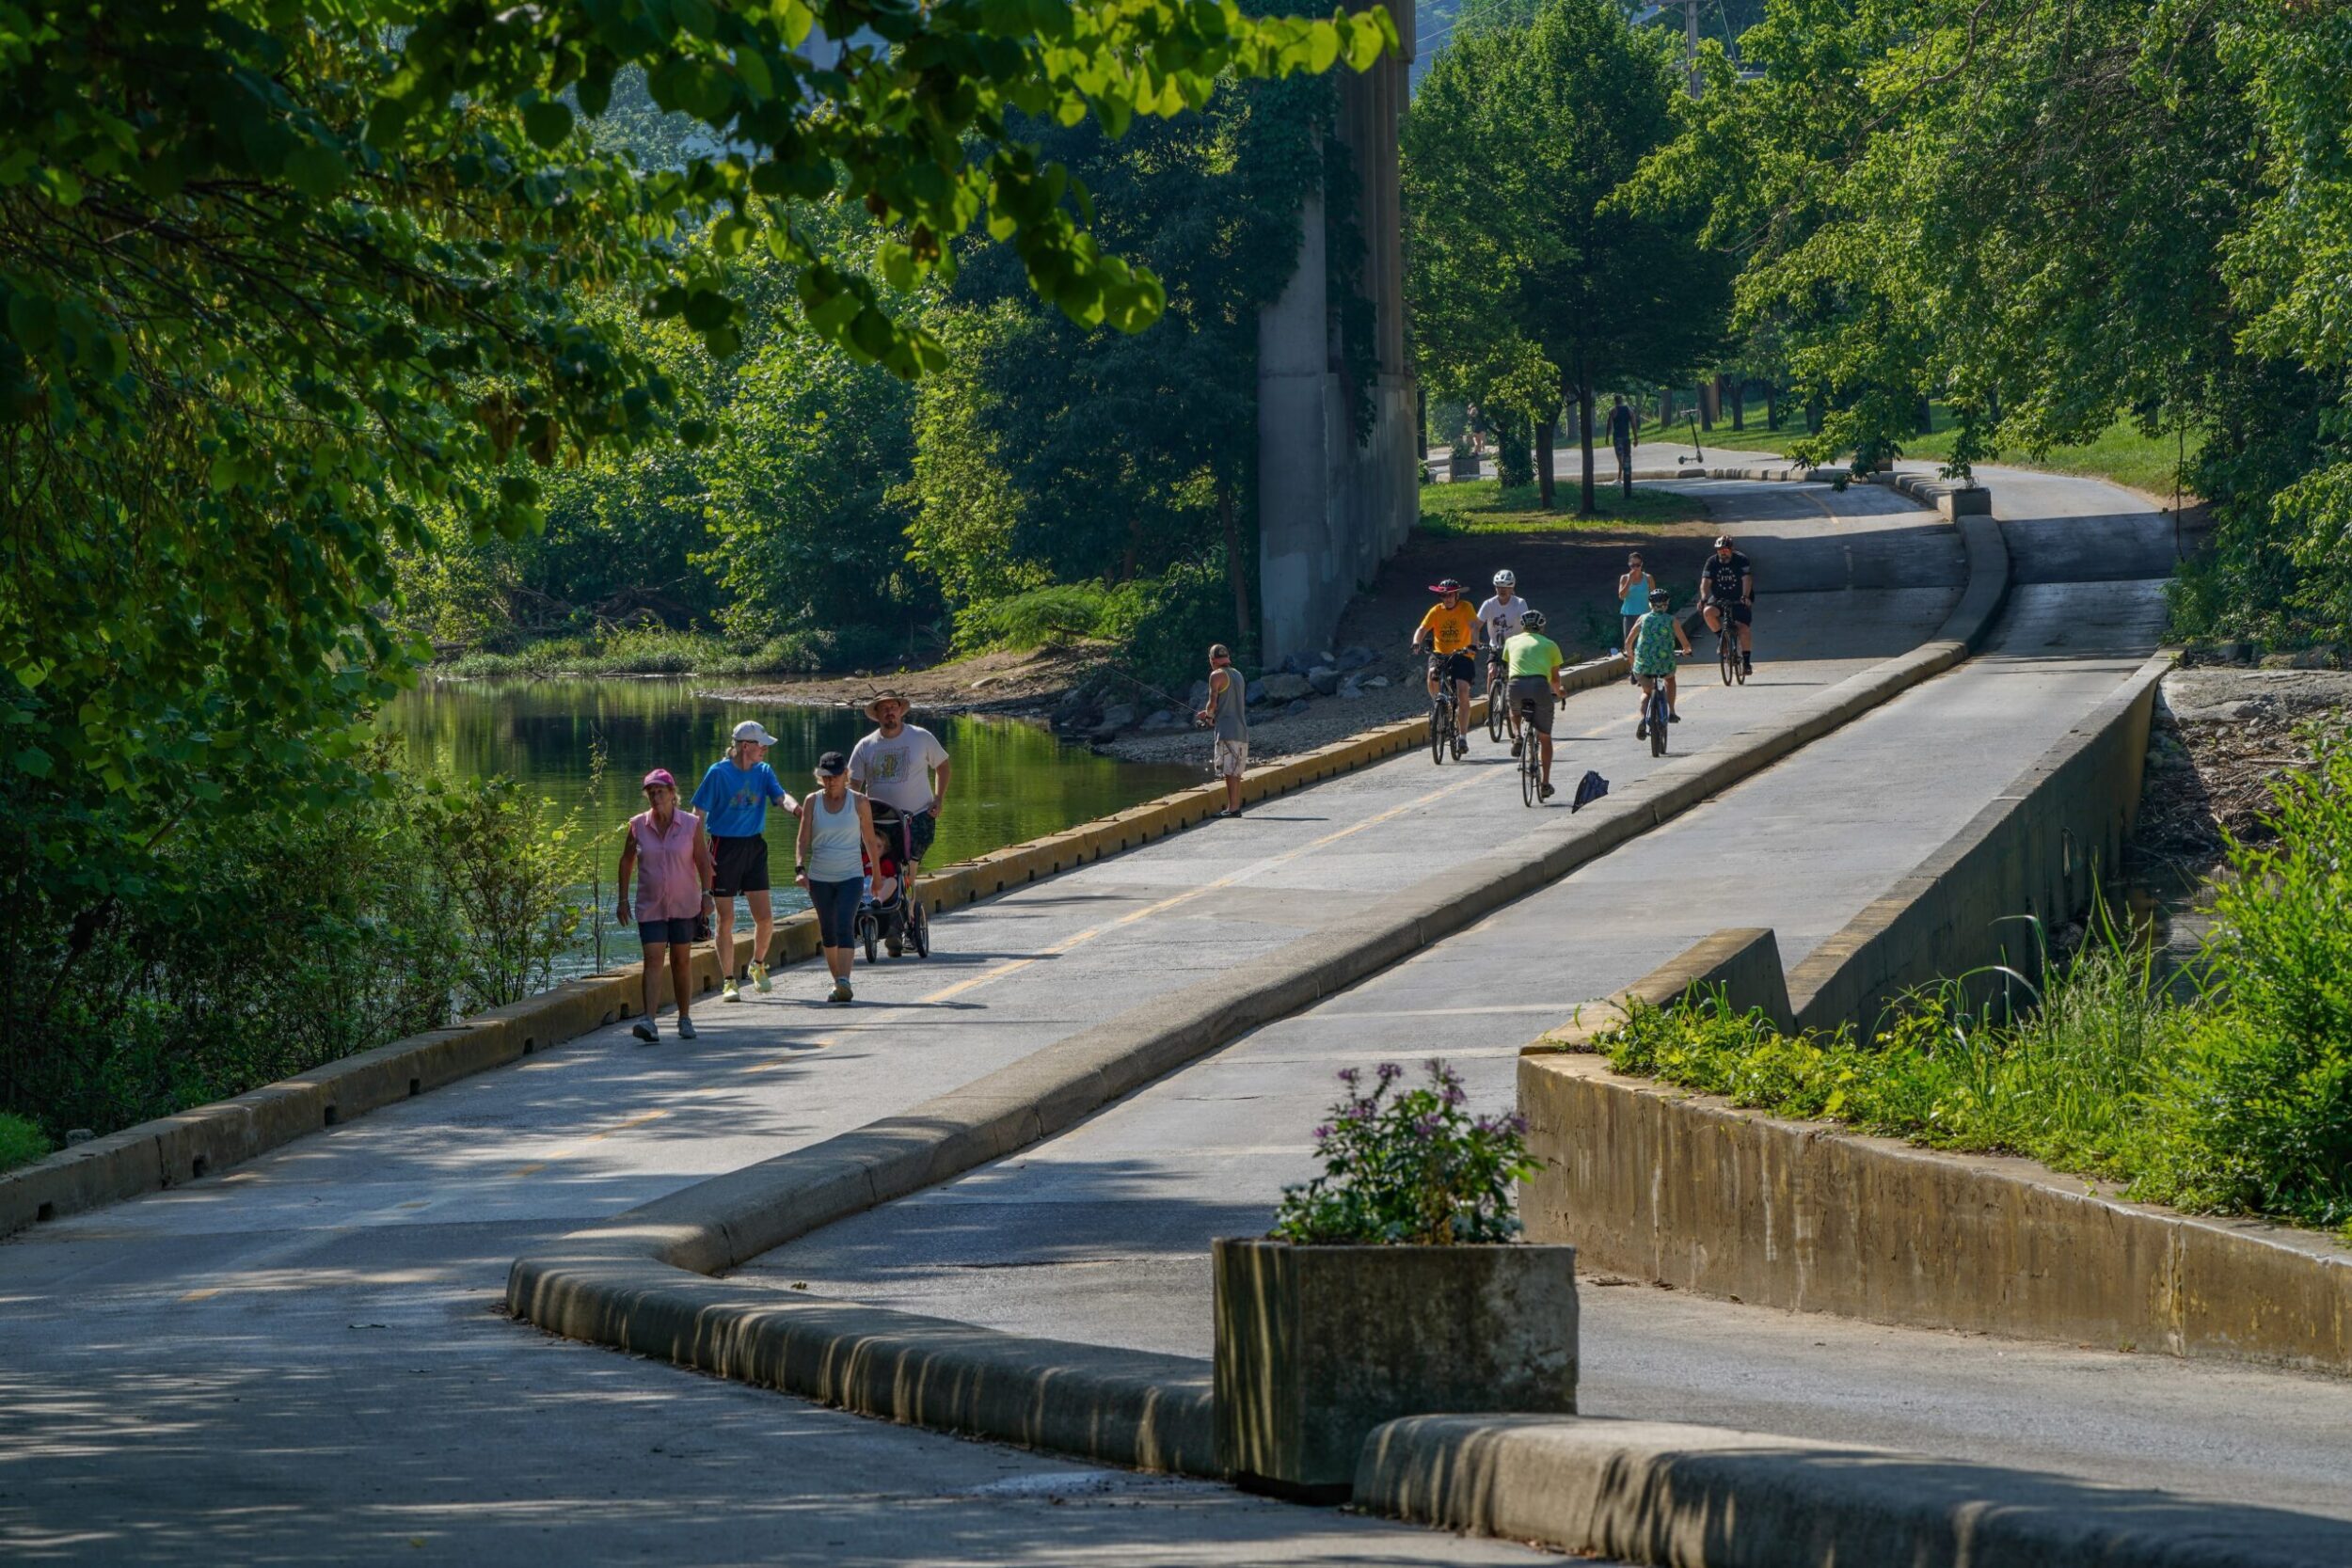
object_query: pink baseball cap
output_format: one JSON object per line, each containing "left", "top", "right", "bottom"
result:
{"left": 641, "top": 768, "right": 677, "bottom": 791}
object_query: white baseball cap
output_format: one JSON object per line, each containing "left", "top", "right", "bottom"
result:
{"left": 732, "top": 721, "right": 779, "bottom": 746}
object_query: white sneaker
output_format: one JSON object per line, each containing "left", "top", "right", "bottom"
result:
{"left": 749, "top": 961, "right": 771, "bottom": 994}
{"left": 676, "top": 1016, "right": 698, "bottom": 1039}
{"left": 828, "top": 979, "right": 853, "bottom": 1006}
{"left": 631, "top": 1019, "right": 659, "bottom": 1044}
{"left": 721, "top": 976, "right": 740, "bottom": 1003}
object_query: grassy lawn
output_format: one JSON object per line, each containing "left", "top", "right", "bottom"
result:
{"left": 0, "top": 1113, "right": 50, "bottom": 1175}
{"left": 1419, "top": 477, "right": 1706, "bottom": 534}
{"left": 1640, "top": 401, "right": 2196, "bottom": 497}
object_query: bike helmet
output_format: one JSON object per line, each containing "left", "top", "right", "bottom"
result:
{"left": 1519, "top": 610, "right": 1546, "bottom": 632}
{"left": 1429, "top": 578, "right": 1464, "bottom": 594}
{"left": 1648, "top": 588, "right": 1671, "bottom": 605}
{"left": 1492, "top": 569, "right": 1516, "bottom": 588}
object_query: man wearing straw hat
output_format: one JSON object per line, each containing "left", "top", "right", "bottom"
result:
{"left": 849, "top": 690, "right": 952, "bottom": 881}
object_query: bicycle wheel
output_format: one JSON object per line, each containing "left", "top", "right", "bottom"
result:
{"left": 1649, "top": 691, "right": 1669, "bottom": 756}
{"left": 910, "top": 899, "right": 930, "bottom": 958}
{"left": 1486, "top": 673, "right": 1506, "bottom": 743}
{"left": 1520, "top": 737, "right": 1538, "bottom": 807}
{"left": 861, "top": 914, "right": 879, "bottom": 965}
{"left": 1429, "top": 704, "right": 1446, "bottom": 765}
{"left": 1720, "top": 627, "right": 1738, "bottom": 686}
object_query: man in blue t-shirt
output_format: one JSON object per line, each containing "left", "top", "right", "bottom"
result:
{"left": 692, "top": 721, "right": 799, "bottom": 1001}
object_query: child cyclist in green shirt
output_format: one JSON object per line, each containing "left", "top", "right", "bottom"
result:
{"left": 1625, "top": 587, "right": 1691, "bottom": 739}
{"left": 1502, "top": 610, "right": 1569, "bottom": 800}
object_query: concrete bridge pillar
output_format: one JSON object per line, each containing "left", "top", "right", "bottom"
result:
{"left": 1256, "top": 0, "right": 1418, "bottom": 666}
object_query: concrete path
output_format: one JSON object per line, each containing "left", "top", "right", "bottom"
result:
{"left": 735, "top": 469, "right": 2352, "bottom": 1524}
{"left": 0, "top": 478, "right": 1947, "bottom": 1564}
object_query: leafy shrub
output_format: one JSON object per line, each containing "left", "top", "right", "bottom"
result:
{"left": 0, "top": 1114, "right": 51, "bottom": 1174}
{"left": 952, "top": 582, "right": 1120, "bottom": 651}
{"left": 1, "top": 761, "right": 593, "bottom": 1145}
{"left": 1271, "top": 1060, "right": 1542, "bottom": 1245}
{"left": 1589, "top": 729, "right": 2352, "bottom": 1237}
{"left": 2137, "top": 729, "right": 2352, "bottom": 1227}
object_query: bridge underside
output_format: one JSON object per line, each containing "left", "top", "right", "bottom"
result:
{"left": 1256, "top": 0, "right": 1418, "bottom": 666}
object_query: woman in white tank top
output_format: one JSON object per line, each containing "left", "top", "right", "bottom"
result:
{"left": 795, "top": 750, "right": 882, "bottom": 1005}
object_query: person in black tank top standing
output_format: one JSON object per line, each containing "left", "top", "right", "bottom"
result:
{"left": 1699, "top": 535, "right": 1756, "bottom": 676}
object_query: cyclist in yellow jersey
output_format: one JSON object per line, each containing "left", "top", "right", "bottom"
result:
{"left": 1413, "top": 578, "right": 1481, "bottom": 758}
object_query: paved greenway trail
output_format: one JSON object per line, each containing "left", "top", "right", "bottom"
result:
{"left": 1, "top": 473, "right": 2342, "bottom": 1564}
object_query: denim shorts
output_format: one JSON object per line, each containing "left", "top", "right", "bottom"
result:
{"left": 807, "top": 878, "right": 863, "bottom": 950}
{"left": 636, "top": 916, "right": 696, "bottom": 947}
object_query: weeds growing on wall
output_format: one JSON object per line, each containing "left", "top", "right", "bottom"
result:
{"left": 1589, "top": 724, "right": 2352, "bottom": 1238}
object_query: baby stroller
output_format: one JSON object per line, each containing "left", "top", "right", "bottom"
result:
{"left": 855, "top": 808, "right": 932, "bottom": 961}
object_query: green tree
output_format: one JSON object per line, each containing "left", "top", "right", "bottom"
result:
{"left": 0, "top": 0, "right": 1395, "bottom": 1103}
{"left": 1404, "top": 0, "right": 1731, "bottom": 514}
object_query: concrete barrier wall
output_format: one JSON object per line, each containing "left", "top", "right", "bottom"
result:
{"left": 1518, "top": 651, "right": 2352, "bottom": 1375}
{"left": 1787, "top": 649, "right": 2170, "bottom": 1039}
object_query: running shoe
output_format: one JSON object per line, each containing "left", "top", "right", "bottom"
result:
{"left": 721, "top": 975, "right": 740, "bottom": 1004}
{"left": 1539, "top": 782, "right": 1555, "bottom": 800}
{"left": 676, "top": 1016, "right": 698, "bottom": 1040}
{"left": 1670, "top": 711, "right": 1681, "bottom": 722}
{"left": 1636, "top": 717, "right": 1649, "bottom": 740}
{"left": 1452, "top": 737, "right": 1468, "bottom": 759}
{"left": 828, "top": 979, "right": 853, "bottom": 1006}
{"left": 631, "top": 1019, "right": 659, "bottom": 1044}
{"left": 1511, "top": 738, "right": 1524, "bottom": 758}
{"left": 1742, "top": 652, "right": 1754, "bottom": 675}
{"left": 749, "top": 960, "right": 771, "bottom": 993}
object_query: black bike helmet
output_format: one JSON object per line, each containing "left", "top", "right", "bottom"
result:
{"left": 1518, "top": 610, "right": 1547, "bottom": 632}
{"left": 1648, "top": 588, "right": 1671, "bottom": 605}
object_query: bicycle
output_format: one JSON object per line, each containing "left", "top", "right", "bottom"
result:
{"left": 1485, "top": 655, "right": 1509, "bottom": 745}
{"left": 1428, "top": 679, "right": 1458, "bottom": 765}
{"left": 1715, "top": 604, "right": 1745, "bottom": 686}
{"left": 1518, "top": 696, "right": 1544, "bottom": 806}
{"left": 1636, "top": 660, "right": 1677, "bottom": 758}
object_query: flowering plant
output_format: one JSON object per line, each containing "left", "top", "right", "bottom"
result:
{"left": 1269, "top": 1060, "right": 1543, "bottom": 1245}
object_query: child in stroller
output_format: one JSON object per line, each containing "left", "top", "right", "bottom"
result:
{"left": 856, "top": 806, "right": 931, "bottom": 960}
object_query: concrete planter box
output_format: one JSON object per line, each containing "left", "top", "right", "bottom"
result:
{"left": 1212, "top": 1237, "right": 1578, "bottom": 1498}
{"left": 1446, "top": 449, "right": 1478, "bottom": 482}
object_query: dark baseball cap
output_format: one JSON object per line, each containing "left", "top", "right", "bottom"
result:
{"left": 815, "top": 751, "right": 849, "bottom": 777}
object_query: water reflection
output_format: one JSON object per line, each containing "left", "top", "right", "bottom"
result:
{"left": 382, "top": 678, "right": 1199, "bottom": 961}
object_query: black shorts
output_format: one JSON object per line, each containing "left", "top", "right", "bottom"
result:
{"left": 1509, "top": 675, "right": 1556, "bottom": 736}
{"left": 711, "top": 834, "right": 770, "bottom": 896}
{"left": 1708, "top": 600, "right": 1754, "bottom": 627}
{"left": 1428, "top": 651, "right": 1476, "bottom": 689}
{"left": 870, "top": 805, "right": 938, "bottom": 866}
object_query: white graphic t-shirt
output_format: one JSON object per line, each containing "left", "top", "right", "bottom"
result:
{"left": 1476, "top": 594, "right": 1531, "bottom": 647}
{"left": 849, "top": 725, "right": 948, "bottom": 814}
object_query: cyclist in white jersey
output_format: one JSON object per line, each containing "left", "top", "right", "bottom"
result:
{"left": 1476, "top": 569, "right": 1535, "bottom": 756}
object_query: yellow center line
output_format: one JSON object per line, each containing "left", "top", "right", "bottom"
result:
{"left": 505, "top": 1109, "right": 670, "bottom": 1179}
{"left": 919, "top": 768, "right": 1489, "bottom": 1006}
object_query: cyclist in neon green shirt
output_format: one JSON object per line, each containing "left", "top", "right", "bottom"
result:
{"left": 1502, "top": 610, "right": 1568, "bottom": 800}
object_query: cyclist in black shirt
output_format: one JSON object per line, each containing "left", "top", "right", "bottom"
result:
{"left": 1699, "top": 535, "right": 1755, "bottom": 676}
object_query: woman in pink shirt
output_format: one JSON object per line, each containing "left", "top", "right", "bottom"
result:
{"left": 615, "top": 768, "right": 716, "bottom": 1044}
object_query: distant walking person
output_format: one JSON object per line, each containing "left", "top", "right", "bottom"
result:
{"left": 795, "top": 752, "right": 883, "bottom": 1006}
{"left": 1608, "top": 396, "right": 1637, "bottom": 494}
{"left": 615, "top": 769, "right": 715, "bottom": 1045}
{"left": 1195, "top": 643, "right": 1248, "bottom": 817}
{"left": 692, "top": 720, "right": 799, "bottom": 1003}
{"left": 850, "top": 691, "right": 952, "bottom": 880}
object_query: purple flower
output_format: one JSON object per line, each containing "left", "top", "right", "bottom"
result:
{"left": 1414, "top": 1115, "right": 1442, "bottom": 1138}
{"left": 1376, "top": 1062, "right": 1403, "bottom": 1084}
{"left": 1337, "top": 1067, "right": 1361, "bottom": 1087}
{"left": 1441, "top": 1082, "right": 1467, "bottom": 1106}
{"left": 1312, "top": 1124, "right": 1333, "bottom": 1142}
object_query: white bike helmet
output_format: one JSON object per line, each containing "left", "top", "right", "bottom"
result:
{"left": 1492, "top": 568, "right": 1517, "bottom": 588}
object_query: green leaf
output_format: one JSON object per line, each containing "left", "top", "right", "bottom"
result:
{"left": 11, "top": 747, "right": 52, "bottom": 777}
{"left": 522, "top": 100, "right": 575, "bottom": 150}
{"left": 284, "top": 144, "right": 350, "bottom": 199}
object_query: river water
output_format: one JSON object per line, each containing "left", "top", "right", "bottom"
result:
{"left": 383, "top": 677, "right": 1198, "bottom": 969}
